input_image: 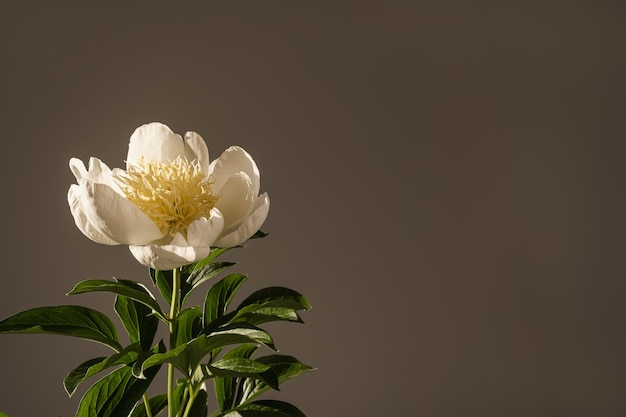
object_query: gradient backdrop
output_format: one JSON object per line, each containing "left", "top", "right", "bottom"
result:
{"left": 1, "top": 2, "right": 625, "bottom": 416}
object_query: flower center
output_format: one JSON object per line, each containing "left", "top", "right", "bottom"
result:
{"left": 114, "top": 156, "right": 218, "bottom": 237}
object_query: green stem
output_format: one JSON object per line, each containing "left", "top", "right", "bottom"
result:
{"left": 143, "top": 393, "right": 154, "bottom": 417}
{"left": 181, "top": 386, "right": 199, "bottom": 417}
{"left": 168, "top": 268, "right": 181, "bottom": 417}
{"left": 175, "top": 386, "right": 190, "bottom": 417}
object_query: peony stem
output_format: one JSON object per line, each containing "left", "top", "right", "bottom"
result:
{"left": 168, "top": 267, "right": 181, "bottom": 417}
{"left": 181, "top": 385, "right": 199, "bottom": 417}
{"left": 175, "top": 386, "right": 189, "bottom": 417}
{"left": 143, "top": 393, "right": 154, "bottom": 417}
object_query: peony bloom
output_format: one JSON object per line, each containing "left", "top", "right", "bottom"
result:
{"left": 68, "top": 122, "right": 269, "bottom": 270}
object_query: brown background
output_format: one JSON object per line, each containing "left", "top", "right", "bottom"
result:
{"left": 1, "top": 2, "right": 625, "bottom": 416}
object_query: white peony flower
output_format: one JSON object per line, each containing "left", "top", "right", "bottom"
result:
{"left": 67, "top": 122, "right": 270, "bottom": 270}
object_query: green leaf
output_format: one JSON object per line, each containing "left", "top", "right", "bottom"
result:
{"left": 190, "top": 247, "right": 232, "bottom": 273}
{"left": 176, "top": 307, "right": 202, "bottom": 347}
{"left": 142, "top": 325, "right": 275, "bottom": 375}
{"left": 230, "top": 301, "right": 305, "bottom": 326}
{"left": 131, "top": 382, "right": 184, "bottom": 417}
{"left": 214, "top": 344, "right": 258, "bottom": 411}
{"left": 209, "top": 357, "right": 278, "bottom": 390}
{"left": 150, "top": 268, "right": 203, "bottom": 309}
{"left": 187, "top": 261, "right": 236, "bottom": 287}
{"left": 237, "top": 287, "right": 311, "bottom": 312}
{"left": 184, "top": 262, "right": 236, "bottom": 303}
{"left": 217, "top": 400, "right": 306, "bottom": 417}
{"left": 238, "top": 356, "right": 313, "bottom": 405}
{"left": 234, "top": 310, "right": 302, "bottom": 326}
{"left": 115, "top": 284, "right": 159, "bottom": 351}
{"left": 212, "top": 324, "right": 276, "bottom": 351}
{"left": 171, "top": 383, "right": 187, "bottom": 417}
{"left": 0, "top": 305, "right": 122, "bottom": 352}
{"left": 64, "top": 343, "right": 142, "bottom": 397}
{"left": 204, "top": 274, "right": 248, "bottom": 327}
{"left": 149, "top": 269, "right": 173, "bottom": 305}
{"left": 181, "top": 247, "right": 233, "bottom": 292}
{"left": 218, "top": 400, "right": 305, "bottom": 417}
{"left": 129, "top": 393, "right": 167, "bottom": 417}
{"left": 217, "top": 411, "right": 289, "bottom": 417}
{"left": 131, "top": 341, "right": 166, "bottom": 379}
{"left": 211, "top": 358, "right": 270, "bottom": 376}
{"left": 68, "top": 279, "right": 166, "bottom": 320}
{"left": 249, "top": 230, "right": 268, "bottom": 240}
{"left": 188, "top": 388, "right": 208, "bottom": 417}
{"left": 247, "top": 400, "right": 306, "bottom": 417}
{"left": 76, "top": 364, "right": 161, "bottom": 417}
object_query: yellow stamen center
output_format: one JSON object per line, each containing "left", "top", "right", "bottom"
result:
{"left": 114, "top": 156, "right": 218, "bottom": 237}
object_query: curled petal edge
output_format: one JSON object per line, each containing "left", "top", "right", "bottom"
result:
{"left": 68, "top": 184, "right": 120, "bottom": 245}
{"left": 184, "top": 131, "right": 210, "bottom": 177}
{"left": 214, "top": 193, "right": 270, "bottom": 248}
{"left": 129, "top": 241, "right": 213, "bottom": 270}
{"left": 79, "top": 180, "right": 165, "bottom": 245}
{"left": 209, "top": 146, "right": 261, "bottom": 198}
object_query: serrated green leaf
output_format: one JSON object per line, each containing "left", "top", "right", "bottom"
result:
{"left": 129, "top": 393, "right": 167, "bottom": 417}
{"left": 76, "top": 364, "right": 161, "bottom": 417}
{"left": 69, "top": 279, "right": 165, "bottom": 320}
{"left": 238, "top": 356, "right": 313, "bottom": 405}
{"left": 214, "top": 344, "right": 258, "bottom": 411}
{"left": 0, "top": 305, "right": 122, "bottom": 351}
{"left": 204, "top": 274, "right": 248, "bottom": 327}
{"left": 237, "top": 287, "right": 311, "bottom": 312}
{"left": 64, "top": 343, "right": 142, "bottom": 396}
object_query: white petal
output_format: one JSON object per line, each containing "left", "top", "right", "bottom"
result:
{"left": 209, "top": 146, "right": 260, "bottom": 198}
{"left": 184, "top": 131, "right": 210, "bottom": 177}
{"left": 187, "top": 209, "right": 224, "bottom": 247}
{"left": 67, "top": 184, "right": 120, "bottom": 245}
{"left": 214, "top": 193, "right": 270, "bottom": 247}
{"left": 69, "top": 158, "right": 87, "bottom": 181}
{"left": 213, "top": 172, "right": 255, "bottom": 233}
{"left": 170, "top": 232, "right": 188, "bottom": 246}
{"left": 127, "top": 122, "right": 184, "bottom": 166}
{"left": 69, "top": 157, "right": 117, "bottom": 187}
{"left": 80, "top": 180, "right": 165, "bottom": 245}
{"left": 129, "top": 241, "right": 212, "bottom": 270}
